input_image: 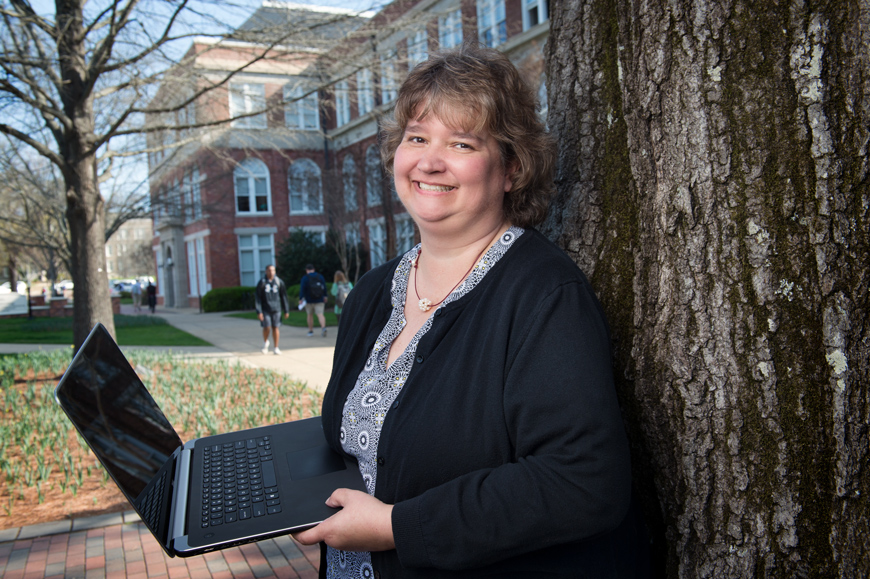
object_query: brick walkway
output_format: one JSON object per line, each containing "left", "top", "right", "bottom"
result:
{"left": 0, "top": 516, "right": 320, "bottom": 579}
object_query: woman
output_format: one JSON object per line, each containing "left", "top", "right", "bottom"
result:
{"left": 331, "top": 270, "right": 354, "bottom": 326}
{"left": 295, "top": 44, "right": 637, "bottom": 577}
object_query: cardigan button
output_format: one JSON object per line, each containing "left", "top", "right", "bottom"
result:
{"left": 377, "top": 456, "right": 385, "bottom": 466}
{"left": 415, "top": 354, "right": 424, "bottom": 363}
{"left": 391, "top": 400, "right": 399, "bottom": 409}
{"left": 434, "top": 308, "right": 443, "bottom": 317}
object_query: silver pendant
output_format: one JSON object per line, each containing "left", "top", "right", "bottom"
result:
{"left": 418, "top": 298, "right": 432, "bottom": 312}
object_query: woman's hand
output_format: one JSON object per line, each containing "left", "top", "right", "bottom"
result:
{"left": 292, "top": 489, "right": 395, "bottom": 552}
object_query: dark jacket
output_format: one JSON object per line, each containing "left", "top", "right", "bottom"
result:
{"left": 300, "top": 272, "right": 328, "bottom": 303}
{"left": 321, "top": 229, "right": 634, "bottom": 577}
{"left": 254, "top": 276, "right": 289, "bottom": 314}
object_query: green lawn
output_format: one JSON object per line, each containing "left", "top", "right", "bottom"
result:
{"left": 0, "top": 314, "right": 211, "bottom": 346}
{"left": 226, "top": 310, "right": 338, "bottom": 327}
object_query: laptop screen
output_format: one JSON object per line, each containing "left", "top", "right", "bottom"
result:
{"left": 55, "top": 324, "right": 183, "bottom": 502}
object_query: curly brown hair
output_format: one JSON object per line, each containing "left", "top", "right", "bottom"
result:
{"left": 380, "top": 43, "right": 554, "bottom": 228}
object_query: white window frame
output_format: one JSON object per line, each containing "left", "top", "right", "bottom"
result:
{"left": 365, "top": 145, "right": 383, "bottom": 207}
{"left": 342, "top": 154, "right": 358, "bottom": 211}
{"left": 345, "top": 222, "right": 361, "bottom": 247}
{"left": 229, "top": 82, "right": 267, "bottom": 129}
{"left": 192, "top": 167, "right": 203, "bottom": 220}
{"left": 380, "top": 55, "right": 398, "bottom": 104}
{"left": 439, "top": 9, "right": 463, "bottom": 48}
{"left": 288, "top": 158, "right": 323, "bottom": 215}
{"left": 477, "top": 0, "right": 507, "bottom": 47}
{"left": 522, "top": 0, "right": 548, "bottom": 30}
{"left": 357, "top": 68, "right": 374, "bottom": 116}
{"left": 196, "top": 237, "right": 208, "bottom": 294}
{"left": 407, "top": 29, "right": 428, "bottom": 67}
{"left": 395, "top": 214, "right": 416, "bottom": 255}
{"left": 237, "top": 232, "right": 275, "bottom": 287}
{"left": 336, "top": 80, "right": 350, "bottom": 128}
{"left": 234, "top": 158, "right": 272, "bottom": 216}
{"left": 296, "top": 225, "right": 328, "bottom": 246}
{"left": 284, "top": 83, "right": 320, "bottom": 130}
{"left": 367, "top": 217, "right": 387, "bottom": 268}
{"left": 187, "top": 240, "right": 198, "bottom": 296}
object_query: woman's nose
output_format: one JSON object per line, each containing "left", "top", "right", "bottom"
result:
{"left": 416, "top": 147, "right": 445, "bottom": 172}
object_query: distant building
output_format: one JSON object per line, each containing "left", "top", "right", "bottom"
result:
{"left": 147, "top": 0, "right": 549, "bottom": 308}
{"left": 105, "top": 218, "right": 154, "bottom": 279}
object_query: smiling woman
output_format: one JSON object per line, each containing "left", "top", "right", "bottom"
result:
{"left": 293, "top": 43, "right": 644, "bottom": 578}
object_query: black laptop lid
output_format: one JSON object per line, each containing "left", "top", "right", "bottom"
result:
{"left": 55, "top": 323, "right": 183, "bottom": 504}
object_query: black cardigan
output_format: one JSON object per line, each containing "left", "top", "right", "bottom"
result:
{"left": 320, "top": 229, "right": 633, "bottom": 577}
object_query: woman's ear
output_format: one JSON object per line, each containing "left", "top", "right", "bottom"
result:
{"left": 503, "top": 160, "right": 519, "bottom": 193}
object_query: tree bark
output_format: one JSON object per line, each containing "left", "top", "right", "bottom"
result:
{"left": 544, "top": 1, "right": 869, "bottom": 577}
{"left": 56, "top": 0, "right": 116, "bottom": 349}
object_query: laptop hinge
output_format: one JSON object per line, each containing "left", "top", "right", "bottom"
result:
{"left": 169, "top": 444, "right": 193, "bottom": 551}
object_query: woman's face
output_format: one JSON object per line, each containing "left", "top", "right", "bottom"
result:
{"left": 393, "top": 110, "right": 513, "bottom": 237}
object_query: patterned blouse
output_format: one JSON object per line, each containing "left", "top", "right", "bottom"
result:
{"left": 326, "top": 227, "right": 524, "bottom": 579}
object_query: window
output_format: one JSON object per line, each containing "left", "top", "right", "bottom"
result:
{"left": 407, "top": 29, "right": 428, "bottom": 67}
{"left": 284, "top": 84, "right": 320, "bottom": 130}
{"left": 439, "top": 9, "right": 463, "bottom": 48}
{"left": 196, "top": 238, "right": 208, "bottom": 295}
{"left": 380, "top": 56, "right": 398, "bottom": 104}
{"left": 234, "top": 158, "right": 271, "bottom": 215}
{"left": 238, "top": 233, "right": 274, "bottom": 287}
{"left": 342, "top": 154, "right": 358, "bottom": 211}
{"left": 522, "top": 0, "right": 548, "bottom": 30}
{"left": 191, "top": 167, "right": 202, "bottom": 220}
{"left": 357, "top": 69, "right": 374, "bottom": 116}
{"left": 345, "top": 222, "right": 361, "bottom": 247}
{"left": 229, "top": 83, "right": 267, "bottom": 128}
{"left": 477, "top": 0, "right": 506, "bottom": 47}
{"left": 301, "top": 226, "right": 327, "bottom": 245}
{"left": 106, "top": 245, "right": 112, "bottom": 257}
{"left": 187, "top": 241, "right": 198, "bottom": 296}
{"left": 288, "top": 158, "right": 323, "bottom": 214}
{"left": 183, "top": 171, "right": 194, "bottom": 223}
{"left": 336, "top": 80, "right": 350, "bottom": 128}
{"left": 396, "top": 215, "right": 416, "bottom": 254}
{"left": 365, "top": 145, "right": 383, "bottom": 206}
{"left": 368, "top": 219, "right": 386, "bottom": 267}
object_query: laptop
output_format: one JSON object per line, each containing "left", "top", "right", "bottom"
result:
{"left": 55, "top": 323, "right": 365, "bottom": 557}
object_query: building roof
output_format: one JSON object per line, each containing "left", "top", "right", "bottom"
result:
{"left": 230, "top": 1, "right": 372, "bottom": 48}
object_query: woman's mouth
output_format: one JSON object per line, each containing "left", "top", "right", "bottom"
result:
{"left": 416, "top": 181, "right": 454, "bottom": 192}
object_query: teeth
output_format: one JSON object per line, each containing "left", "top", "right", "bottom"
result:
{"left": 417, "top": 182, "right": 453, "bottom": 192}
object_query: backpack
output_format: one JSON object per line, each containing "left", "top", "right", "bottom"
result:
{"left": 335, "top": 283, "right": 350, "bottom": 308}
{"left": 307, "top": 274, "right": 325, "bottom": 301}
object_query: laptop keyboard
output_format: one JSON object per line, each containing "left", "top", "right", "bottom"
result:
{"left": 139, "top": 471, "right": 167, "bottom": 531}
{"left": 200, "top": 435, "right": 281, "bottom": 528}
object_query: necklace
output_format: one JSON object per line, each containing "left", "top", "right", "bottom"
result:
{"left": 412, "top": 243, "right": 491, "bottom": 313}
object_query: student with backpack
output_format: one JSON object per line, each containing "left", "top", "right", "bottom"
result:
{"left": 299, "top": 263, "right": 328, "bottom": 337}
{"left": 331, "top": 270, "right": 354, "bottom": 326}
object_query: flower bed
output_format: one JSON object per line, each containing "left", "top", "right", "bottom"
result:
{"left": 0, "top": 349, "right": 321, "bottom": 530}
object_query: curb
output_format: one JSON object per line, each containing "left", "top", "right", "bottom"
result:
{"left": 0, "top": 510, "right": 141, "bottom": 543}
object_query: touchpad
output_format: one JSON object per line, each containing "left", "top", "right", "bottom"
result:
{"left": 286, "top": 447, "right": 347, "bottom": 480}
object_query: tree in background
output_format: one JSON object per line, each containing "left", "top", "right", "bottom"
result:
{"left": 544, "top": 1, "right": 868, "bottom": 576}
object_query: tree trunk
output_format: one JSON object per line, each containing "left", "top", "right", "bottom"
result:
{"left": 543, "top": 1, "right": 869, "bottom": 577}
{"left": 57, "top": 0, "right": 116, "bottom": 350}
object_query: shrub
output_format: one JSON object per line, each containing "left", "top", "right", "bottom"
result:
{"left": 201, "top": 286, "right": 256, "bottom": 312}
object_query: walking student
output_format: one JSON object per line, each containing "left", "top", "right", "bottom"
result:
{"left": 331, "top": 270, "right": 353, "bottom": 326}
{"left": 255, "top": 265, "right": 290, "bottom": 354}
{"left": 299, "top": 264, "right": 328, "bottom": 337}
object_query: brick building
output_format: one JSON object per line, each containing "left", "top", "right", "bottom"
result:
{"left": 148, "top": 0, "right": 549, "bottom": 308}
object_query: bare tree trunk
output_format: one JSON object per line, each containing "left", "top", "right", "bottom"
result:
{"left": 544, "top": 1, "right": 869, "bottom": 577}
{"left": 57, "top": 0, "right": 115, "bottom": 349}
